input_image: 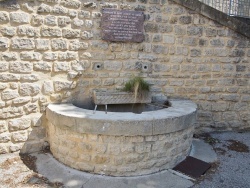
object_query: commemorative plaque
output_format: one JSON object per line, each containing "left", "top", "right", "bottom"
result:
{"left": 101, "top": 9, "right": 144, "bottom": 42}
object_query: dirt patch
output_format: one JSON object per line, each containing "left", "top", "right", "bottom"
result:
{"left": 0, "top": 156, "right": 20, "bottom": 170}
{"left": 20, "top": 154, "right": 38, "bottom": 172}
{"left": 227, "top": 140, "right": 249, "bottom": 153}
{"left": 193, "top": 133, "right": 219, "bottom": 146}
{"left": 214, "top": 147, "right": 227, "bottom": 155}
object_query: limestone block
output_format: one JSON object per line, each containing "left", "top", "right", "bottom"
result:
{"left": 51, "top": 39, "right": 68, "bottom": 50}
{"left": 19, "top": 83, "right": 40, "bottom": 96}
{"left": 58, "top": 52, "right": 78, "bottom": 60}
{"left": 0, "top": 106, "right": 23, "bottom": 119}
{"left": 0, "top": 73, "right": 20, "bottom": 82}
{"left": 83, "top": 2, "right": 97, "bottom": 8}
{"left": 0, "top": 133, "right": 11, "bottom": 143}
{"left": 78, "top": 10, "right": 90, "bottom": 18}
{"left": 21, "top": 3, "right": 35, "bottom": 13}
{"left": 229, "top": 49, "right": 245, "bottom": 57}
{"left": 58, "top": 16, "right": 71, "bottom": 26}
{"left": 43, "top": 81, "right": 54, "bottom": 95}
{"left": 85, "top": 20, "right": 93, "bottom": 28}
{"left": 0, "top": 11, "right": 9, "bottom": 23}
{"left": 54, "top": 81, "right": 76, "bottom": 91}
{"left": 0, "top": 144, "right": 8, "bottom": 154}
{"left": 17, "top": 25, "right": 40, "bottom": 37}
{"left": 37, "top": 3, "right": 51, "bottom": 13}
{"left": 41, "top": 27, "right": 62, "bottom": 37}
{"left": 0, "top": 62, "right": 8, "bottom": 72}
{"left": 81, "top": 31, "right": 93, "bottom": 39}
{"left": 31, "top": 15, "right": 44, "bottom": 26}
{"left": 43, "top": 52, "right": 58, "bottom": 61}
{"left": 21, "top": 74, "right": 39, "bottom": 82}
{"left": 34, "top": 61, "right": 52, "bottom": 72}
{"left": 24, "top": 103, "right": 38, "bottom": 114}
{"left": 10, "top": 62, "right": 33, "bottom": 73}
{"left": 71, "top": 60, "right": 89, "bottom": 71}
{"left": 68, "top": 10, "right": 77, "bottom": 18}
{"left": 52, "top": 5, "right": 68, "bottom": 15}
{"left": 104, "top": 61, "right": 122, "bottom": 71}
{"left": 31, "top": 116, "right": 42, "bottom": 127}
{"left": 8, "top": 118, "right": 31, "bottom": 131}
{"left": 45, "top": 15, "right": 57, "bottom": 26}
{"left": 12, "top": 97, "right": 31, "bottom": 105}
{"left": 61, "top": 0, "right": 81, "bottom": 9}
{"left": 210, "top": 39, "right": 225, "bottom": 47}
{"left": 1, "top": 52, "right": 17, "bottom": 61}
{"left": 0, "top": 83, "right": 8, "bottom": 90}
{"left": 2, "top": 89, "right": 19, "bottom": 100}
{"left": 183, "top": 37, "right": 198, "bottom": 46}
{"left": 20, "top": 52, "right": 41, "bottom": 61}
{"left": 11, "top": 38, "right": 35, "bottom": 50}
{"left": 0, "top": 27, "right": 16, "bottom": 36}
{"left": 62, "top": 28, "right": 80, "bottom": 38}
{"left": 0, "top": 121, "right": 7, "bottom": 133}
{"left": 69, "top": 40, "right": 88, "bottom": 51}
{"left": 54, "top": 62, "right": 70, "bottom": 72}
{"left": 9, "top": 143, "right": 23, "bottom": 152}
{"left": 0, "top": 37, "right": 9, "bottom": 49}
{"left": 35, "top": 39, "right": 50, "bottom": 50}
{"left": 12, "top": 131, "right": 28, "bottom": 142}
{"left": 72, "top": 18, "right": 84, "bottom": 27}
{"left": 100, "top": 2, "right": 118, "bottom": 9}
{"left": 10, "top": 12, "right": 29, "bottom": 24}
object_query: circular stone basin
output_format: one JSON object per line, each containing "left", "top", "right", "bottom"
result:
{"left": 46, "top": 99, "right": 197, "bottom": 176}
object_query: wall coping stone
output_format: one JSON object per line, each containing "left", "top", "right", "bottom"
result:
{"left": 172, "top": 0, "right": 250, "bottom": 39}
{"left": 46, "top": 100, "right": 197, "bottom": 136}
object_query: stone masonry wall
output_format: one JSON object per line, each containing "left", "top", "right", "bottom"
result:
{"left": 0, "top": 0, "right": 249, "bottom": 154}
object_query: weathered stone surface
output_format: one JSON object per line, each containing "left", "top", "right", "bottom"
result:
{"left": 31, "top": 15, "right": 44, "bottom": 26}
{"left": 10, "top": 12, "right": 29, "bottom": 24}
{"left": 0, "top": 121, "right": 7, "bottom": 133}
{"left": 58, "top": 52, "right": 78, "bottom": 60}
{"left": 10, "top": 62, "right": 33, "bottom": 73}
{"left": 1, "top": 89, "right": 19, "bottom": 100}
{"left": 62, "top": 28, "right": 80, "bottom": 38}
{"left": 78, "top": 10, "right": 90, "bottom": 18}
{"left": 72, "top": 18, "right": 84, "bottom": 27}
{"left": 0, "top": 37, "right": 9, "bottom": 49}
{"left": 12, "top": 97, "right": 30, "bottom": 105}
{"left": 71, "top": 60, "right": 89, "bottom": 71}
{"left": 34, "top": 61, "right": 52, "bottom": 72}
{"left": 51, "top": 39, "right": 68, "bottom": 50}
{"left": 8, "top": 118, "right": 31, "bottom": 131}
{"left": 20, "top": 52, "right": 41, "bottom": 61}
{"left": 0, "top": 62, "right": 8, "bottom": 72}
{"left": 41, "top": 27, "right": 62, "bottom": 37}
{"left": 52, "top": 5, "right": 68, "bottom": 15}
{"left": 12, "top": 131, "right": 28, "bottom": 142}
{"left": 43, "top": 81, "right": 54, "bottom": 95}
{"left": 81, "top": 31, "right": 93, "bottom": 39}
{"left": 0, "top": 73, "right": 20, "bottom": 82}
{"left": 19, "top": 83, "right": 40, "bottom": 96}
{"left": 43, "top": 52, "right": 58, "bottom": 61}
{"left": 0, "top": 133, "right": 11, "bottom": 143}
{"left": 54, "top": 81, "right": 77, "bottom": 91}
{"left": 61, "top": 0, "right": 81, "bottom": 9}
{"left": 53, "top": 62, "right": 70, "bottom": 72}
{"left": 17, "top": 26, "right": 39, "bottom": 37}
{"left": 57, "top": 16, "right": 71, "bottom": 26}
{"left": 35, "top": 39, "right": 50, "bottom": 50}
{"left": 0, "top": 11, "right": 9, "bottom": 23}
{"left": 69, "top": 40, "right": 88, "bottom": 51}
{"left": 11, "top": 38, "right": 35, "bottom": 50}
{"left": 44, "top": 15, "right": 57, "bottom": 26}
{"left": 1, "top": 52, "right": 17, "bottom": 61}
{"left": 37, "top": 3, "right": 51, "bottom": 13}
{"left": 20, "top": 74, "right": 39, "bottom": 82}
{"left": 0, "top": 27, "right": 16, "bottom": 36}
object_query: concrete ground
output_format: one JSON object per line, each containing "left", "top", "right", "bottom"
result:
{"left": 0, "top": 131, "right": 249, "bottom": 188}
